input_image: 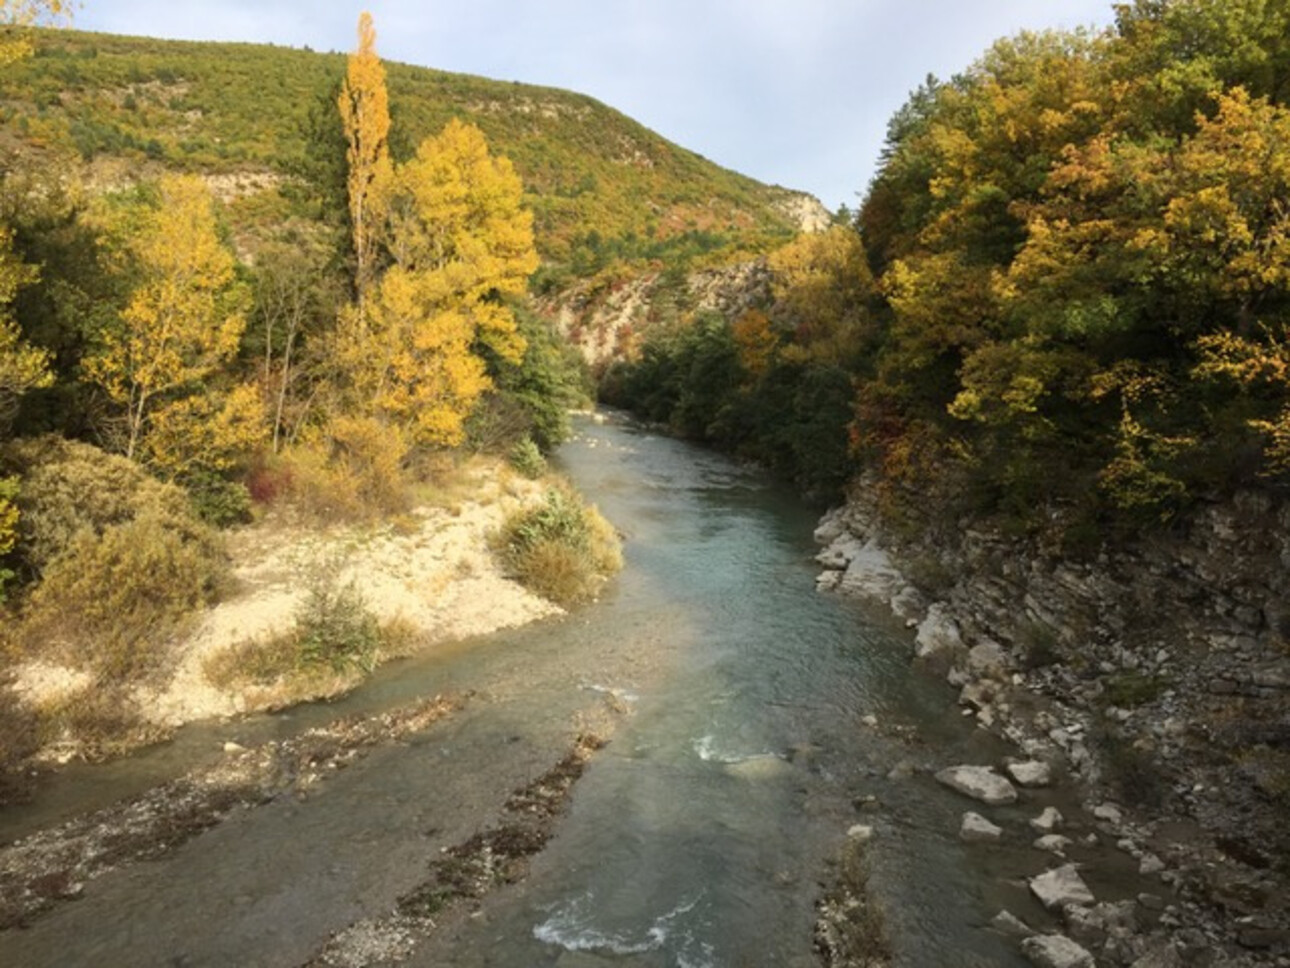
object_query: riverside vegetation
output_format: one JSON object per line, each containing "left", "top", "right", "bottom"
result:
{"left": 0, "top": 7, "right": 625, "bottom": 781}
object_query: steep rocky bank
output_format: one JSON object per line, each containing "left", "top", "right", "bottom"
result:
{"left": 816, "top": 483, "right": 1290, "bottom": 965}
{"left": 539, "top": 260, "right": 773, "bottom": 367}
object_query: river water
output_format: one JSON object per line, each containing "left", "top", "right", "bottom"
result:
{"left": 2, "top": 411, "right": 1067, "bottom": 967}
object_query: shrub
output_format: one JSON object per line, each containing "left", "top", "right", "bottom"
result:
{"left": 1, "top": 436, "right": 228, "bottom": 681}
{"left": 295, "top": 575, "right": 381, "bottom": 674}
{"left": 0, "top": 435, "right": 196, "bottom": 576}
{"left": 0, "top": 475, "right": 18, "bottom": 603}
{"left": 508, "top": 437, "right": 547, "bottom": 479}
{"left": 182, "top": 470, "right": 253, "bottom": 527}
{"left": 284, "top": 417, "right": 411, "bottom": 521}
{"left": 496, "top": 486, "right": 621, "bottom": 606}
{"left": 23, "top": 509, "right": 228, "bottom": 680}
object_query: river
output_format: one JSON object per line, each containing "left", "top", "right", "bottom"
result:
{"left": 1, "top": 411, "right": 1061, "bottom": 967}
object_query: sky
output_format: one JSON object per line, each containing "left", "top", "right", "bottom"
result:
{"left": 75, "top": 1, "right": 1120, "bottom": 212}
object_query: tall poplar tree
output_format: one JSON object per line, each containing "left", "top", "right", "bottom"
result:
{"left": 337, "top": 11, "right": 392, "bottom": 310}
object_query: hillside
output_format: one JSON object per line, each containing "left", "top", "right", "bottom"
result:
{"left": 0, "top": 29, "right": 819, "bottom": 269}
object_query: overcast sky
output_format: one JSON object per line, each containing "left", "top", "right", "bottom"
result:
{"left": 75, "top": 1, "right": 1119, "bottom": 211}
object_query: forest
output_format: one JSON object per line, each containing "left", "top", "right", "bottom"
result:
{"left": 0, "top": 6, "right": 633, "bottom": 764}
{"left": 607, "top": 0, "right": 1290, "bottom": 546}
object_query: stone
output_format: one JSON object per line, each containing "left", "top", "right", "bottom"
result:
{"left": 725, "top": 754, "right": 791, "bottom": 781}
{"left": 914, "top": 603, "right": 966, "bottom": 661}
{"left": 1128, "top": 943, "right": 1183, "bottom": 968}
{"left": 1030, "top": 807, "right": 1064, "bottom": 833}
{"left": 890, "top": 585, "right": 927, "bottom": 621}
{"left": 847, "top": 824, "right": 874, "bottom": 844}
{"left": 815, "top": 570, "right": 842, "bottom": 592}
{"left": 1138, "top": 853, "right": 1166, "bottom": 875}
{"left": 816, "top": 533, "right": 864, "bottom": 570}
{"left": 1008, "top": 760, "right": 1054, "bottom": 787}
{"left": 1029, "top": 864, "right": 1095, "bottom": 911}
{"left": 991, "top": 909, "right": 1035, "bottom": 939}
{"left": 1092, "top": 802, "right": 1124, "bottom": 825}
{"left": 813, "top": 509, "right": 848, "bottom": 546}
{"left": 1021, "top": 934, "right": 1095, "bottom": 968}
{"left": 223, "top": 741, "right": 246, "bottom": 753}
{"left": 860, "top": 714, "right": 878, "bottom": 728}
{"left": 839, "top": 540, "right": 905, "bottom": 602}
{"left": 959, "top": 680, "right": 994, "bottom": 709}
{"left": 967, "top": 639, "right": 1009, "bottom": 678}
{"left": 1033, "top": 834, "right": 1073, "bottom": 855}
{"left": 935, "top": 765, "right": 1018, "bottom": 805}
{"left": 960, "top": 811, "right": 1004, "bottom": 843}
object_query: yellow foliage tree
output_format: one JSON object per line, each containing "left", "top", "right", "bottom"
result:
{"left": 768, "top": 225, "right": 875, "bottom": 364}
{"left": 330, "top": 118, "right": 538, "bottom": 449}
{"left": 338, "top": 10, "right": 392, "bottom": 306}
{"left": 0, "top": 0, "right": 69, "bottom": 66}
{"left": 85, "top": 175, "right": 260, "bottom": 471}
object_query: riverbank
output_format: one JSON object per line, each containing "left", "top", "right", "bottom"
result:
{"left": 5, "top": 458, "right": 567, "bottom": 769}
{"left": 814, "top": 488, "right": 1290, "bottom": 966}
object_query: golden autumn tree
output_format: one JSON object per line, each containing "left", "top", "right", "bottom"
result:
{"left": 331, "top": 118, "right": 539, "bottom": 449}
{"left": 0, "top": 0, "right": 69, "bottom": 66}
{"left": 338, "top": 10, "right": 392, "bottom": 307}
{"left": 85, "top": 175, "right": 260, "bottom": 473}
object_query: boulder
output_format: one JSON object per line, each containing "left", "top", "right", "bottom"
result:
{"left": 960, "top": 811, "right": 1004, "bottom": 843}
{"left": 935, "top": 765, "right": 1018, "bottom": 805}
{"left": 1007, "top": 760, "right": 1054, "bottom": 788}
{"left": 967, "top": 639, "right": 1009, "bottom": 679}
{"left": 839, "top": 540, "right": 905, "bottom": 601}
{"left": 816, "top": 533, "right": 864, "bottom": 570}
{"left": 1033, "top": 834, "right": 1073, "bottom": 855}
{"left": 1128, "top": 943, "right": 1183, "bottom": 968}
{"left": 991, "top": 910, "right": 1035, "bottom": 939}
{"left": 1092, "top": 802, "right": 1124, "bottom": 825}
{"left": 1021, "top": 934, "right": 1095, "bottom": 968}
{"left": 1029, "top": 864, "right": 1095, "bottom": 910}
{"left": 1030, "top": 807, "right": 1064, "bottom": 833}
{"left": 813, "top": 509, "right": 848, "bottom": 546}
{"left": 914, "top": 603, "right": 965, "bottom": 661}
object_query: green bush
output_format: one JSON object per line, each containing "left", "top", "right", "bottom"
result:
{"left": 182, "top": 470, "right": 253, "bottom": 527}
{"left": 294, "top": 575, "right": 381, "bottom": 674}
{"left": 508, "top": 437, "right": 547, "bottom": 479}
{"left": 496, "top": 486, "right": 621, "bottom": 606}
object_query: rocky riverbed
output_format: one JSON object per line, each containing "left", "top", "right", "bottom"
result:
{"left": 814, "top": 491, "right": 1290, "bottom": 967}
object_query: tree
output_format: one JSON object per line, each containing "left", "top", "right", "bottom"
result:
{"left": 330, "top": 118, "right": 539, "bottom": 449}
{"left": 84, "top": 175, "right": 259, "bottom": 472}
{"left": 338, "top": 11, "right": 392, "bottom": 307}
{"left": 0, "top": 0, "right": 69, "bottom": 66}
{"left": 0, "top": 225, "right": 48, "bottom": 432}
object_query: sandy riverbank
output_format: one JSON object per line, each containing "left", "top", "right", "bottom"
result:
{"left": 12, "top": 460, "right": 562, "bottom": 747}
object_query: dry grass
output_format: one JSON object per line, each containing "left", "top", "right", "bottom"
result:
{"left": 494, "top": 484, "right": 622, "bottom": 607}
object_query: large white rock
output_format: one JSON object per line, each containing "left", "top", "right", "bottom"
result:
{"left": 1030, "top": 806, "right": 1065, "bottom": 833}
{"left": 1008, "top": 760, "right": 1054, "bottom": 788}
{"left": 1021, "top": 934, "right": 1096, "bottom": 968}
{"left": 1033, "top": 834, "right": 1073, "bottom": 855}
{"left": 816, "top": 533, "right": 866, "bottom": 570}
{"left": 813, "top": 508, "right": 848, "bottom": 546}
{"left": 991, "top": 910, "right": 1035, "bottom": 939}
{"left": 915, "top": 603, "right": 966, "bottom": 661}
{"left": 960, "top": 811, "right": 1004, "bottom": 843}
{"left": 1029, "top": 864, "right": 1095, "bottom": 910}
{"left": 935, "top": 765, "right": 1019, "bottom": 805}
{"left": 839, "top": 539, "right": 905, "bottom": 601}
